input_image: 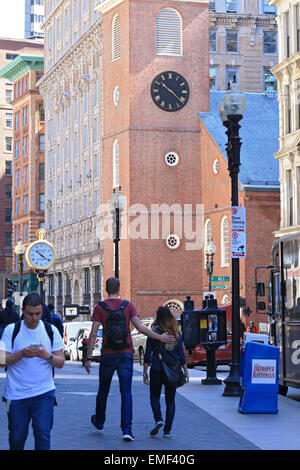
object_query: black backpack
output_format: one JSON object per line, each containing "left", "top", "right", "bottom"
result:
{"left": 98, "top": 300, "right": 129, "bottom": 350}
{"left": 0, "top": 320, "right": 54, "bottom": 347}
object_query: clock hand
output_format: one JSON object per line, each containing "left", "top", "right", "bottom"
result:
{"left": 36, "top": 250, "right": 50, "bottom": 262}
{"left": 159, "top": 82, "right": 181, "bottom": 101}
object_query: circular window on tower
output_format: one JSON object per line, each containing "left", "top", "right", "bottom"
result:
{"left": 113, "top": 86, "right": 120, "bottom": 106}
{"left": 165, "top": 152, "right": 179, "bottom": 167}
{"left": 166, "top": 234, "right": 180, "bottom": 250}
{"left": 213, "top": 159, "right": 219, "bottom": 174}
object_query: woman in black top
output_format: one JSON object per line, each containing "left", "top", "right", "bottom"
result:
{"left": 143, "top": 306, "right": 189, "bottom": 438}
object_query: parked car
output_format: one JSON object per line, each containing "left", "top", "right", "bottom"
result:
{"left": 69, "top": 326, "right": 103, "bottom": 362}
{"left": 131, "top": 318, "right": 154, "bottom": 364}
{"left": 63, "top": 321, "right": 92, "bottom": 359}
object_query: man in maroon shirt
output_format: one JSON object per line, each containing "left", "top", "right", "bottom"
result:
{"left": 84, "top": 277, "right": 175, "bottom": 442}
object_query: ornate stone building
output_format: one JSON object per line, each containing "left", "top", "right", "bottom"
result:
{"left": 270, "top": 0, "right": 300, "bottom": 238}
{"left": 38, "top": 1, "right": 103, "bottom": 314}
{"left": 209, "top": 0, "right": 278, "bottom": 92}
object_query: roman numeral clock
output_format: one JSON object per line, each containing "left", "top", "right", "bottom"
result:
{"left": 150, "top": 71, "right": 189, "bottom": 112}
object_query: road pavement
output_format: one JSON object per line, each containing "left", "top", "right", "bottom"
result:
{"left": 1, "top": 361, "right": 300, "bottom": 452}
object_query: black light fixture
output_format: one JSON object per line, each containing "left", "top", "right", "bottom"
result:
{"left": 109, "top": 186, "right": 126, "bottom": 279}
{"left": 14, "top": 240, "right": 26, "bottom": 298}
{"left": 205, "top": 239, "right": 216, "bottom": 292}
{"left": 219, "top": 77, "right": 247, "bottom": 397}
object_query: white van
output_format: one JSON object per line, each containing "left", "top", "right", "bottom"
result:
{"left": 63, "top": 321, "right": 92, "bottom": 359}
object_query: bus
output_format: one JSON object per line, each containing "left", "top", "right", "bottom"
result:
{"left": 257, "top": 233, "right": 300, "bottom": 395}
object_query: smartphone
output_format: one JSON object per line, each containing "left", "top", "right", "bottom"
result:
{"left": 29, "top": 344, "right": 42, "bottom": 349}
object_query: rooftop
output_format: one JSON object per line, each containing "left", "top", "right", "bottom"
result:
{"left": 0, "top": 55, "right": 44, "bottom": 82}
{"left": 199, "top": 91, "right": 280, "bottom": 188}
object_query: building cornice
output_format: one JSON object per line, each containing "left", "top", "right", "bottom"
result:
{"left": 209, "top": 12, "right": 277, "bottom": 28}
{"left": 38, "top": 18, "right": 102, "bottom": 94}
{"left": 0, "top": 56, "right": 44, "bottom": 82}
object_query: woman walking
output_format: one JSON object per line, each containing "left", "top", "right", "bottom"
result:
{"left": 143, "top": 306, "right": 189, "bottom": 438}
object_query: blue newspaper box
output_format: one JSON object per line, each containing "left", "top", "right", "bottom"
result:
{"left": 238, "top": 341, "right": 280, "bottom": 414}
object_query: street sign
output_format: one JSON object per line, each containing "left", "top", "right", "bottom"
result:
{"left": 211, "top": 276, "right": 230, "bottom": 282}
{"left": 231, "top": 206, "right": 246, "bottom": 258}
{"left": 211, "top": 285, "right": 229, "bottom": 290}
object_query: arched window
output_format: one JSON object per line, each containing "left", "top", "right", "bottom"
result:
{"left": 112, "top": 14, "right": 120, "bottom": 61}
{"left": 204, "top": 219, "right": 213, "bottom": 264}
{"left": 221, "top": 216, "right": 230, "bottom": 266}
{"left": 113, "top": 139, "right": 119, "bottom": 188}
{"left": 156, "top": 8, "right": 182, "bottom": 56}
{"left": 164, "top": 299, "right": 184, "bottom": 313}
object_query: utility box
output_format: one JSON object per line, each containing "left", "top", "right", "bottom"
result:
{"left": 239, "top": 341, "right": 280, "bottom": 414}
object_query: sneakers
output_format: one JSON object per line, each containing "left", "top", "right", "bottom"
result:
{"left": 163, "top": 430, "right": 171, "bottom": 438}
{"left": 150, "top": 421, "right": 163, "bottom": 436}
{"left": 91, "top": 415, "right": 104, "bottom": 432}
{"left": 123, "top": 430, "right": 135, "bottom": 441}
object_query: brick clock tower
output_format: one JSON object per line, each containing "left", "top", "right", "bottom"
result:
{"left": 96, "top": 0, "right": 209, "bottom": 316}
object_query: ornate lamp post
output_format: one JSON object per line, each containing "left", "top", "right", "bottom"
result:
{"left": 109, "top": 186, "right": 126, "bottom": 279}
{"left": 205, "top": 239, "right": 216, "bottom": 292}
{"left": 219, "top": 78, "right": 247, "bottom": 397}
{"left": 15, "top": 240, "right": 26, "bottom": 298}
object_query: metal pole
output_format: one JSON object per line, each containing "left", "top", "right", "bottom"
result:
{"left": 19, "top": 254, "right": 23, "bottom": 297}
{"left": 223, "top": 114, "right": 242, "bottom": 397}
{"left": 114, "top": 207, "right": 120, "bottom": 279}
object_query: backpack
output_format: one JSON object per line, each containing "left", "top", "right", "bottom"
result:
{"left": 98, "top": 300, "right": 129, "bottom": 350}
{"left": 0, "top": 320, "right": 54, "bottom": 347}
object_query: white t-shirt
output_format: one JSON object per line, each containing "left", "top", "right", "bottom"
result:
{"left": 0, "top": 320, "right": 64, "bottom": 400}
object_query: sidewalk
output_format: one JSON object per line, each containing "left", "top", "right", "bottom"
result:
{"left": 179, "top": 365, "right": 300, "bottom": 450}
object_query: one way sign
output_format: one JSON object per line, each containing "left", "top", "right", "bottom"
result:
{"left": 231, "top": 206, "right": 246, "bottom": 258}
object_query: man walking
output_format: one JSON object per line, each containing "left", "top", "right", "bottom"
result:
{"left": 0, "top": 292, "right": 65, "bottom": 450}
{"left": 85, "top": 277, "right": 175, "bottom": 442}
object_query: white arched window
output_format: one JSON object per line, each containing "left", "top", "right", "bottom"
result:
{"left": 221, "top": 216, "right": 230, "bottom": 266}
{"left": 163, "top": 299, "right": 184, "bottom": 314}
{"left": 156, "top": 8, "right": 182, "bottom": 56}
{"left": 112, "top": 14, "right": 120, "bottom": 61}
{"left": 113, "top": 139, "right": 119, "bottom": 188}
{"left": 204, "top": 219, "right": 213, "bottom": 264}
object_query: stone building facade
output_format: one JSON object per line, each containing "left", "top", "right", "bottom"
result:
{"left": 209, "top": 0, "right": 278, "bottom": 92}
{"left": 38, "top": 1, "right": 103, "bottom": 314}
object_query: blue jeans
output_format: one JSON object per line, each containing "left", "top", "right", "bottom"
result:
{"left": 95, "top": 353, "right": 133, "bottom": 432}
{"left": 150, "top": 368, "right": 176, "bottom": 432}
{"left": 7, "top": 389, "right": 55, "bottom": 450}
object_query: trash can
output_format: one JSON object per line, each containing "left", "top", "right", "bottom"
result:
{"left": 238, "top": 341, "right": 280, "bottom": 414}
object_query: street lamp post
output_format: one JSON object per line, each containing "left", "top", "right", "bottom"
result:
{"left": 219, "top": 78, "right": 247, "bottom": 397}
{"left": 205, "top": 240, "right": 216, "bottom": 291}
{"left": 109, "top": 186, "right": 126, "bottom": 279}
{"left": 15, "top": 240, "right": 26, "bottom": 298}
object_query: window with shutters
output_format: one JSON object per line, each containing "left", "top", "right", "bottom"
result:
{"left": 221, "top": 217, "right": 230, "bottom": 266}
{"left": 156, "top": 8, "right": 182, "bottom": 56}
{"left": 113, "top": 140, "right": 119, "bottom": 188}
{"left": 112, "top": 14, "right": 120, "bottom": 61}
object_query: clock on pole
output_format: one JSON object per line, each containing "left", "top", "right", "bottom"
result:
{"left": 25, "top": 229, "right": 56, "bottom": 303}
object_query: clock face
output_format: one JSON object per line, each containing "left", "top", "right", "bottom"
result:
{"left": 151, "top": 71, "right": 189, "bottom": 112}
{"left": 27, "top": 242, "right": 56, "bottom": 270}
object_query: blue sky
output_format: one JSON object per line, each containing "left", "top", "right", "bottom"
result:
{"left": 0, "top": 0, "right": 25, "bottom": 39}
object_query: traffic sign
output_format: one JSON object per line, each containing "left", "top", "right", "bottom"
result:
{"left": 231, "top": 206, "right": 246, "bottom": 258}
{"left": 211, "top": 276, "right": 230, "bottom": 282}
{"left": 211, "top": 285, "right": 229, "bottom": 290}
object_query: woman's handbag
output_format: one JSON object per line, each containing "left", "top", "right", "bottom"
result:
{"left": 158, "top": 352, "right": 186, "bottom": 388}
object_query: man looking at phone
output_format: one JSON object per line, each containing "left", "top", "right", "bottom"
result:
{"left": 0, "top": 292, "right": 64, "bottom": 450}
